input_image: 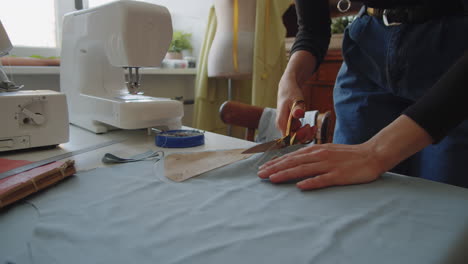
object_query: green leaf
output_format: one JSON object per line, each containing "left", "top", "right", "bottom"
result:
{"left": 331, "top": 16, "right": 355, "bottom": 34}
{"left": 169, "top": 30, "right": 192, "bottom": 53}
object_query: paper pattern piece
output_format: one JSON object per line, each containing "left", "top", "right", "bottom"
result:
{"left": 165, "top": 149, "right": 252, "bottom": 182}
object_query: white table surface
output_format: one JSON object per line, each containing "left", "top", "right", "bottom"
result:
{"left": 1, "top": 124, "right": 255, "bottom": 172}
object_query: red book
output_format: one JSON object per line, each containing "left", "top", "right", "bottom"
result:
{"left": 0, "top": 159, "right": 76, "bottom": 208}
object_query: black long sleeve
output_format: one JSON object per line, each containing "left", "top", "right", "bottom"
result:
{"left": 404, "top": 49, "right": 468, "bottom": 143}
{"left": 290, "top": 0, "right": 331, "bottom": 72}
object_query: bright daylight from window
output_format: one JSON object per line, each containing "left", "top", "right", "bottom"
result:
{"left": 1, "top": 0, "right": 156, "bottom": 49}
{"left": 2, "top": 0, "right": 56, "bottom": 48}
{"left": 88, "top": 0, "right": 115, "bottom": 8}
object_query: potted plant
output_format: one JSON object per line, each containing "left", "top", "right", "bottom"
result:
{"left": 329, "top": 16, "right": 354, "bottom": 49}
{"left": 166, "top": 30, "right": 193, "bottom": 60}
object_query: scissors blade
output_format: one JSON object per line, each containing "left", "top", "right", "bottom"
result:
{"left": 241, "top": 139, "right": 287, "bottom": 154}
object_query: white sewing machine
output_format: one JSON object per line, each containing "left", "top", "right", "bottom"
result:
{"left": 60, "top": 0, "right": 183, "bottom": 134}
{"left": 0, "top": 21, "right": 69, "bottom": 152}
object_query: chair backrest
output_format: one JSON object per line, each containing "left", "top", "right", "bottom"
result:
{"left": 219, "top": 101, "right": 332, "bottom": 144}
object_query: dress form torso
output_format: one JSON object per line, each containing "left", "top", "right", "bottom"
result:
{"left": 207, "top": 0, "right": 256, "bottom": 80}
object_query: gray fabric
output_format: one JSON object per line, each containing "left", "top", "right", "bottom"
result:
{"left": 2, "top": 146, "right": 468, "bottom": 264}
{"left": 256, "top": 108, "right": 318, "bottom": 143}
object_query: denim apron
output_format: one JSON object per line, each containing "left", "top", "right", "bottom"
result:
{"left": 333, "top": 5, "right": 468, "bottom": 187}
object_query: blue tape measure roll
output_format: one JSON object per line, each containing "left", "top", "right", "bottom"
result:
{"left": 155, "top": 130, "right": 205, "bottom": 148}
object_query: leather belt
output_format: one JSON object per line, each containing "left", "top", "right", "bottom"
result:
{"left": 366, "top": 4, "right": 465, "bottom": 26}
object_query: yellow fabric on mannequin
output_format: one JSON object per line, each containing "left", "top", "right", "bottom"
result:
{"left": 232, "top": 0, "right": 239, "bottom": 72}
{"left": 193, "top": 1, "right": 290, "bottom": 136}
{"left": 252, "top": 0, "right": 290, "bottom": 107}
{"left": 193, "top": 7, "right": 251, "bottom": 136}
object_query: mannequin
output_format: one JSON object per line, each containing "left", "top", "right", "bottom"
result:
{"left": 207, "top": 0, "right": 256, "bottom": 80}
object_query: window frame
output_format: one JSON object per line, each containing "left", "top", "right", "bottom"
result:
{"left": 8, "top": 0, "right": 83, "bottom": 57}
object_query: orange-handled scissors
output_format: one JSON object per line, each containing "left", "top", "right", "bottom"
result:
{"left": 241, "top": 100, "right": 304, "bottom": 154}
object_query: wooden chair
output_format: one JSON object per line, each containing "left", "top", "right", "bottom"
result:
{"left": 219, "top": 101, "right": 332, "bottom": 144}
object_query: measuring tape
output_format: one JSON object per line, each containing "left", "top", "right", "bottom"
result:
{"left": 155, "top": 130, "right": 205, "bottom": 148}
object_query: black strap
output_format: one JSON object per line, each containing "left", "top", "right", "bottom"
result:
{"left": 366, "top": 2, "right": 466, "bottom": 24}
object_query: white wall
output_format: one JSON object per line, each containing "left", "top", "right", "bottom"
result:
{"left": 146, "top": 0, "right": 214, "bottom": 58}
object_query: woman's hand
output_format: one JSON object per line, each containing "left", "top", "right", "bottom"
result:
{"left": 257, "top": 143, "right": 384, "bottom": 190}
{"left": 276, "top": 77, "right": 305, "bottom": 135}
{"left": 276, "top": 51, "right": 318, "bottom": 143}
{"left": 257, "top": 115, "right": 434, "bottom": 191}
{"left": 276, "top": 79, "right": 316, "bottom": 142}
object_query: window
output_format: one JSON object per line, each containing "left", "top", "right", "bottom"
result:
{"left": 87, "top": 0, "right": 114, "bottom": 8}
{"left": 1, "top": 0, "right": 139, "bottom": 57}
{"left": 1, "top": 0, "right": 185, "bottom": 57}
{"left": 2, "top": 0, "right": 56, "bottom": 48}
{"left": 1, "top": 0, "right": 78, "bottom": 57}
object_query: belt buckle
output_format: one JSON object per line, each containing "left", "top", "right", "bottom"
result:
{"left": 383, "top": 9, "right": 402, "bottom": 26}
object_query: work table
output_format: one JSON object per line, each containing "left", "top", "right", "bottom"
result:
{"left": 1, "top": 125, "right": 468, "bottom": 264}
